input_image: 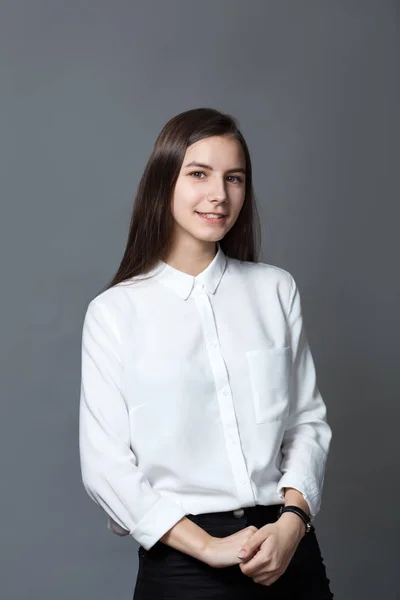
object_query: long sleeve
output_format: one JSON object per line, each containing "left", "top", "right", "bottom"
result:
{"left": 79, "top": 299, "right": 186, "bottom": 550}
{"left": 276, "top": 275, "right": 332, "bottom": 518}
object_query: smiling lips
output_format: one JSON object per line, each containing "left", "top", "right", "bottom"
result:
{"left": 196, "top": 211, "right": 227, "bottom": 222}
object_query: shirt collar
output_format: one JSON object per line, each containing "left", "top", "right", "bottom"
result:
{"left": 152, "top": 242, "right": 227, "bottom": 300}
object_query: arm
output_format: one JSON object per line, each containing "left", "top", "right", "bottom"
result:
{"left": 79, "top": 299, "right": 188, "bottom": 551}
{"left": 236, "top": 278, "right": 332, "bottom": 581}
{"left": 108, "top": 512, "right": 213, "bottom": 561}
{"left": 276, "top": 275, "right": 333, "bottom": 519}
{"left": 160, "top": 517, "right": 215, "bottom": 558}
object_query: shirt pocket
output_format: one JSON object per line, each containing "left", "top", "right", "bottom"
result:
{"left": 246, "top": 346, "right": 291, "bottom": 424}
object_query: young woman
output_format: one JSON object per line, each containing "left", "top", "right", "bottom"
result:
{"left": 79, "top": 107, "right": 334, "bottom": 599}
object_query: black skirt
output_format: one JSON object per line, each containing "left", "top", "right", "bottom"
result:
{"left": 133, "top": 504, "right": 334, "bottom": 600}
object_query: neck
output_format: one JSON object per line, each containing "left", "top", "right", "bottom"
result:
{"left": 162, "top": 239, "right": 218, "bottom": 277}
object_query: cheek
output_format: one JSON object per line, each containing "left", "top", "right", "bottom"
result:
{"left": 231, "top": 193, "right": 246, "bottom": 215}
{"left": 172, "top": 182, "right": 203, "bottom": 214}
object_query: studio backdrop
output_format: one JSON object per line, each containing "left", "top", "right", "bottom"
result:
{"left": 0, "top": 1, "right": 398, "bottom": 599}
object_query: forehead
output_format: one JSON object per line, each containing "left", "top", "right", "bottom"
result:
{"left": 183, "top": 135, "right": 245, "bottom": 167}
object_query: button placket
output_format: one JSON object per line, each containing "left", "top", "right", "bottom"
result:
{"left": 193, "top": 293, "right": 255, "bottom": 504}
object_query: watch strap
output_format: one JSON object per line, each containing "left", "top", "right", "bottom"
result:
{"left": 278, "top": 504, "right": 312, "bottom": 534}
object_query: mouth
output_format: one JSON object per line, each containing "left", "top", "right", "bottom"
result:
{"left": 195, "top": 211, "right": 227, "bottom": 223}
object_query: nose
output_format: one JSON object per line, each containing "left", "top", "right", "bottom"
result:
{"left": 207, "top": 177, "right": 227, "bottom": 202}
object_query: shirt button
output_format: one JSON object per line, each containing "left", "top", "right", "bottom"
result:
{"left": 222, "top": 389, "right": 228, "bottom": 396}
{"left": 207, "top": 341, "right": 217, "bottom": 348}
{"left": 233, "top": 508, "right": 245, "bottom": 518}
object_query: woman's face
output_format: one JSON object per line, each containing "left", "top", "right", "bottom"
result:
{"left": 170, "top": 135, "right": 246, "bottom": 247}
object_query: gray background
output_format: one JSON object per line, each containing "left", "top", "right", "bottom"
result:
{"left": 1, "top": 1, "right": 398, "bottom": 598}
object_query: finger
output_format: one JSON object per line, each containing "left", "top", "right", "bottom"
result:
{"left": 238, "top": 529, "right": 267, "bottom": 560}
{"left": 254, "top": 575, "right": 275, "bottom": 586}
{"left": 240, "top": 552, "right": 270, "bottom": 575}
{"left": 255, "top": 569, "right": 283, "bottom": 586}
{"left": 253, "top": 574, "right": 269, "bottom": 585}
{"left": 242, "top": 528, "right": 259, "bottom": 556}
{"left": 246, "top": 525, "right": 258, "bottom": 535}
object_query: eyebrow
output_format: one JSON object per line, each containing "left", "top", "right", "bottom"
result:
{"left": 183, "top": 161, "right": 246, "bottom": 175}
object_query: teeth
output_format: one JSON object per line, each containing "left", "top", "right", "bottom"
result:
{"left": 198, "top": 212, "right": 224, "bottom": 219}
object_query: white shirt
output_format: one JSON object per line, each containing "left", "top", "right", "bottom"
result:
{"left": 79, "top": 243, "right": 332, "bottom": 551}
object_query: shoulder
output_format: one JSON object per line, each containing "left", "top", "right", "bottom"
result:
{"left": 82, "top": 282, "right": 136, "bottom": 334}
{"left": 85, "top": 284, "right": 122, "bottom": 311}
{"left": 228, "top": 256, "right": 296, "bottom": 296}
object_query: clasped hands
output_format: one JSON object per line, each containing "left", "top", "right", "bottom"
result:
{"left": 204, "top": 512, "right": 305, "bottom": 587}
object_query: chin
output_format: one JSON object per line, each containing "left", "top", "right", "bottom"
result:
{"left": 192, "top": 231, "right": 226, "bottom": 243}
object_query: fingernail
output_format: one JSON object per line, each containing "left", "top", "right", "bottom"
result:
{"left": 238, "top": 551, "right": 246, "bottom": 559}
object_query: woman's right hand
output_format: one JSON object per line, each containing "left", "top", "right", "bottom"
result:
{"left": 202, "top": 526, "right": 259, "bottom": 568}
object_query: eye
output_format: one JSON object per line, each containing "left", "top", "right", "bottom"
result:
{"left": 227, "top": 175, "right": 243, "bottom": 183}
{"left": 188, "top": 171, "right": 206, "bottom": 178}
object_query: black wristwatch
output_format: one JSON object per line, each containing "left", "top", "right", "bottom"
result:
{"left": 278, "top": 504, "right": 312, "bottom": 534}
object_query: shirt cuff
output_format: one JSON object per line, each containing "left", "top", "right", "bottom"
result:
{"left": 277, "top": 472, "right": 321, "bottom": 519}
{"left": 130, "top": 496, "right": 187, "bottom": 550}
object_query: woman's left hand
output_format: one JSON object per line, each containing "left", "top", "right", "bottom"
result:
{"left": 237, "top": 513, "right": 305, "bottom": 587}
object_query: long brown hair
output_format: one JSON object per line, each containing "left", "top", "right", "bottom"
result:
{"left": 102, "top": 107, "right": 261, "bottom": 292}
